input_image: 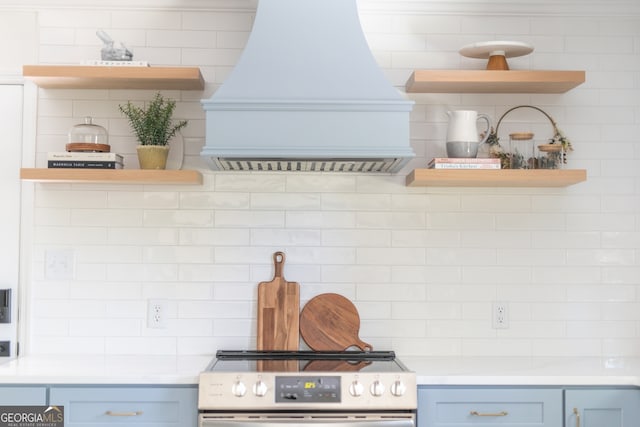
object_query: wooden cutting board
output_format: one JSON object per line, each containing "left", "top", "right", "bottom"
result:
{"left": 257, "top": 251, "right": 300, "bottom": 353}
{"left": 299, "top": 293, "right": 372, "bottom": 351}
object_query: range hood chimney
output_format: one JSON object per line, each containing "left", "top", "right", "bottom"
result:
{"left": 201, "top": 0, "right": 414, "bottom": 173}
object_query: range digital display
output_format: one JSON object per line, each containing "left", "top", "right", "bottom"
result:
{"left": 275, "top": 376, "right": 341, "bottom": 403}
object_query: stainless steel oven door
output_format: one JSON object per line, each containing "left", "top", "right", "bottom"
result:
{"left": 200, "top": 413, "right": 416, "bottom": 427}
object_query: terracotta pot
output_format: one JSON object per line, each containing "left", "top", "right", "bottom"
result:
{"left": 136, "top": 145, "right": 170, "bottom": 170}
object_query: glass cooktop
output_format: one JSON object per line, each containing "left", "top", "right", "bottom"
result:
{"left": 207, "top": 350, "right": 409, "bottom": 373}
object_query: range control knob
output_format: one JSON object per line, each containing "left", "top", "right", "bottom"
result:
{"left": 390, "top": 380, "right": 407, "bottom": 396}
{"left": 232, "top": 381, "right": 247, "bottom": 397}
{"left": 349, "top": 380, "right": 364, "bottom": 397}
{"left": 253, "top": 380, "right": 268, "bottom": 397}
{"left": 370, "top": 380, "right": 385, "bottom": 397}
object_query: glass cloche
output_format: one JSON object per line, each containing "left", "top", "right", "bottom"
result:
{"left": 67, "top": 116, "right": 110, "bottom": 152}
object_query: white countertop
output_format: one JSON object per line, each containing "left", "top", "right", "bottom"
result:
{"left": 403, "top": 356, "right": 640, "bottom": 387}
{"left": 1, "top": 355, "right": 639, "bottom": 387}
{"left": 0, "top": 355, "right": 212, "bottom": 385}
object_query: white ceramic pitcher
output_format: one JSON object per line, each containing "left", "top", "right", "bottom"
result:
{"left": 446, "top": 110, "right": 492, "bottom": 158}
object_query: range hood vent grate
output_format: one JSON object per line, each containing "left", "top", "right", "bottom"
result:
{"left": 213, "top": 158, "right": 403, "bottom": 173}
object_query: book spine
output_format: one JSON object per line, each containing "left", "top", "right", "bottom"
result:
{"left": 430, "top": 157, "right": 500, "bottom": 164}
{"left": 429, "top": 163, "right": 501, "bottom": 169}
{"left": 48, "top": 161, "right": 123, "bottom": 169}
{"left": 48, "top": 152, "right": 123, "bottom": 162}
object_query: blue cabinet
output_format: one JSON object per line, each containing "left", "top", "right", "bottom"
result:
{"left": 0, "top": 386, "right": 47, "bottom": 404}
{"left": 565, "top": 389, "right": 640, "bottom": 427}
{"left": 418, "top": 387, "right": 563, "bottom": 427}
{"left": 49, "top": 386, "right": 198, "bottom": 427}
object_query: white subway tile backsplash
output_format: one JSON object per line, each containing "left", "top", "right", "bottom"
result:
{"left": 70, "top": 319, "right": 142, "bottom": 337}
{"left": 35, "top": 226, "right": 108, "bottom": 245}
{"left": 357, "top": 212, "right": 426, "bottom": 229}
{"left": 108, "top": 191, "right": 179, "bottom": 209}
{"left": 180, "top": 192, "right": 249, "bottom": 209}
{"left": 567, "top": 285, "right": 636, "bottom": 302}
{"left": 567, "top": 321, "right": 637, "bottom": 338}
{"left": 20, "top": 5, "right": 640, "bottom": 358}
{"left": 215, "top": 174, "right": 285, "bottom": 192}
{"left": 322, "top": 265, "right": 391, "bottom": 284}
{"left": 251, "top": 193, "right": 321, "bottom": 210}
{"left": 182, "top": 11, "right": 254, "bottom": 31}
{"left": 106, "top": 337, "right": 177, "bottom": 355}
{"left": 531, "top": 339, "right": 602, "bottom": 357}
{"left": 143, "top": 210, "right": 214, "bottom": 227}
{"left": 463, "top": 339, "right": 532, "bottom": 357}
{"left": 357, "top": 247, "right": 425, "bottom": 265}
{"left": 602, "top": 339, "right": 640, "bottom": 357}
{"left": 71, "top": 209, "right": 143, "bottom": 227}
{"left": 108, "top": 228, "right": 179, "bottom": 245}
{"left": 286, "top": 211, "right": 356, "bottom": 228}
{"left": 428, "top": 320, "right": 495, "bottom": 338}
{"left": 30, "top": 337, "right": 106, "bottom": 355}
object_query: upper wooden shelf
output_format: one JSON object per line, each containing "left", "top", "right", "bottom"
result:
{"left": 405, "top": 70, "right": 585, "bottom": 93}
{"left": 406, "top": 169, "right": 587, "bottom": 187}
{"left": 22, "top": 65, "right": 205, "bottom": 90}
{"left": 20, "top": 168, "right": 203, "bottom": 185}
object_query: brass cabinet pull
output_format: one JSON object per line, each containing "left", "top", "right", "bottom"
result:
{"left": 105, "top": 411, "right": 143, "bottom": 417}
{"left": 470, "top": 411, "right": 508, "bottom": 417}
{"left": 573, "top": 408, "right": 581, "bottom": 427}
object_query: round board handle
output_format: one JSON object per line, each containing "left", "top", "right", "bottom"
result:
{"left": 273, "top": 251, "right": 285, "bottom": 278}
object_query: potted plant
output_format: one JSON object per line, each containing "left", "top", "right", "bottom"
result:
{"left": 119, "top": 92, "right": 188, "bottom": 169}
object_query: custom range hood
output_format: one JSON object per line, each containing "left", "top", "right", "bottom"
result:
{"left": 201, "top": 0, "right": 414, "bottom": 173}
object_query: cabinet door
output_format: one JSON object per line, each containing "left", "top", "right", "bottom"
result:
{"left": 0, "top": 386, "right": 46, "bottom": 404}
{"left": 565, "top": 389, "right": 640, "bottom": 427}
{"left": 49, "top": 386, "right": 197, "bottom": 427}
{"left": 418, "top": 387, "right": 562, "bottom": 427}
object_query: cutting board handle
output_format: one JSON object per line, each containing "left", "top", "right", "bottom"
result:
{"left": 273, "top": 251, "right": 285, "bottom": 278}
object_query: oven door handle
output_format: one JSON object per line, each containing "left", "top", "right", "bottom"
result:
{"left": 200, "top": 417, "right": 414, "bottom": 427}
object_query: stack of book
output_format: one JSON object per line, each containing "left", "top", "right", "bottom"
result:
{"left": 48, "top": 152, "right": 124, "bottom": 169}
{"left": 428, "top": 157, "right": 501, "bottom": 169}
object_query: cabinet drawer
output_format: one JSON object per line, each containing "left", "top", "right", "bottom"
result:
{"left": 0, "top": 386, "right": 47, "bottom": 404}
{"left": 49, "top": 386, "right": 197, "bottom": 427}
{"left": 418, "top": 387, "right": 562, "bottom": 427}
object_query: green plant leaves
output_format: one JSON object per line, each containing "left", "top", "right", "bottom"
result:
{"left": 119, "top": 92, "right": 188, "bottom": 146}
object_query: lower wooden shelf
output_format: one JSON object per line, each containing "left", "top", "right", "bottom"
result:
{"left": 406, "top": 169, "right": 587, "bottom": 187}
{"left": 20, "top": 168, "right": 203, "bottom": 185}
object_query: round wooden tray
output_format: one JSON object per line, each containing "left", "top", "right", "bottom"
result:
{"left": 459, "top": 41, "right": 534, "bottom": 70}
{"left": 538, "top": 143, "right": 563, "bottom": 153}
{"left": 66, "top": 143, "right": 111, "bottom": 152}
{"left": 509, "top": 132, "right": 534, "bottom": 141}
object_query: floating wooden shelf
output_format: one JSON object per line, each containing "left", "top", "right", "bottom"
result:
{"left": 20, "top": 168, "right": 203, "bottom": 185}
{"left": 406, "top": 169, "right": 587, "bottom": 187}
{"left": 405, "top": 70, "right": 585, "bottom": 93}
{"left": 22, "top": 65, "right": 205, "bottom": 90}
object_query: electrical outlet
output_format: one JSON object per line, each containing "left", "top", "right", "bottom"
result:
{"left": 492, "top": 302, "right": 509, "bottom": 329}
{"left": 45, "top": 249, "right": 75, "bottom": 280}
{"left": 147, "top": 299, "right": 168, "bottom": 329}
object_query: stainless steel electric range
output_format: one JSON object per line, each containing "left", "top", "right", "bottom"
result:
{"left": 198, "top": 350, "right": 417, "bottom": 427}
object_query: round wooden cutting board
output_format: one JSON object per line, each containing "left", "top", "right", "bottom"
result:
{"left": 299, "top": 293, "right": 372, "bottom": 351}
